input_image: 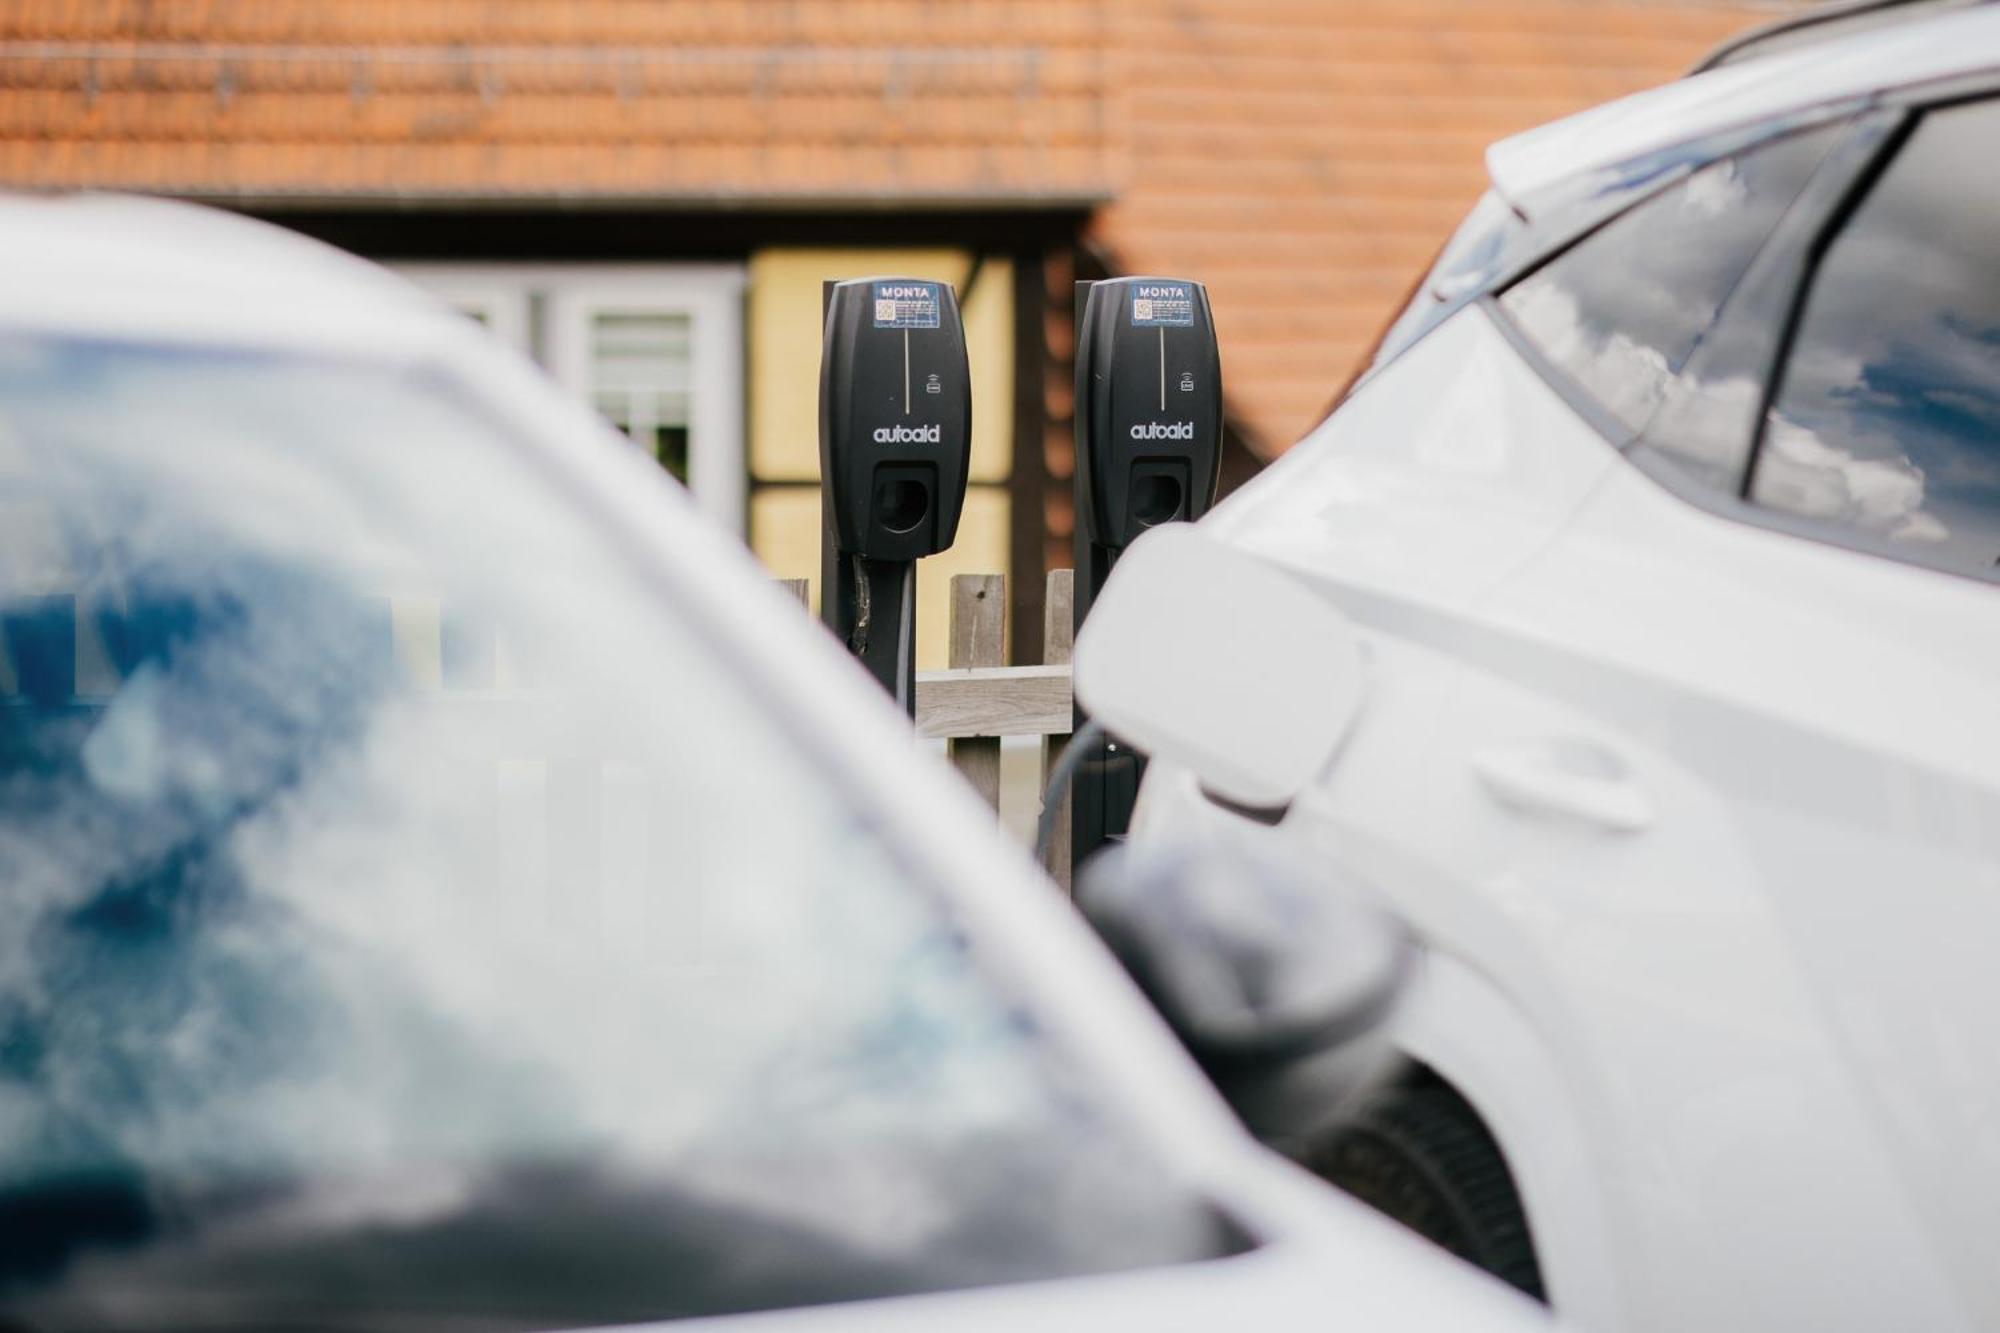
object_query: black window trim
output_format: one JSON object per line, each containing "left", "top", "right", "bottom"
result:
{"left": 1643, "top": 107, "right": 1909, "bottom": 494}
{"left": 1490, "top": 78, "right": 2000, "bottom": 592}
{"left": 1739, "top": 112, "right": 1922, "bottom": 500}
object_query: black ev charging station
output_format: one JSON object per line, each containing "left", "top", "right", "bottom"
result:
{"left": 1072, "top": 276, "right": 1224, "bottom": 871}
{"left": 819, "top": 277, "right": 974, "bottom": 714}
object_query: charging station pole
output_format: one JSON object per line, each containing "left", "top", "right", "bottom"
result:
{"left": 819, "top": 277, "right": 973, "bottom": 715}
{"left": 820, "top": 526, "right": 920, "bottom": 710}
{"left": 1072, "top": 276, "right": 1223, "bottom": 872}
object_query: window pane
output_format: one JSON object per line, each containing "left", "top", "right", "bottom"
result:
{"left": 590, "top": 310, "right": 693, "bottom": 481}
{"left": 1500, "top": 126, "right": 1840, "bottom": 436}
{"left": 1751, "top": 102, "right": 2000, "bottom": 576}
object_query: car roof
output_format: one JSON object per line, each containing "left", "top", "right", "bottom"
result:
{"left": 1689, "top": 0, "right": 1993, "bottom": 74}
{"left": 0, "top": 191, "right": 454, "bottom": 351}
{"left": 1486, "top": 4, "right": 2000, "bottom": 210}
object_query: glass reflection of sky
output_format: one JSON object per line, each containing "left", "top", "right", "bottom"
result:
{"left": 1368, "top": 112, "right": 1858, "bottom": 385}
{"left": 0, "top": 342, "right": 1227, "bottom": 1322}
{"left": 1502, "top": 125, "right": 1841, "bottom": 438}
{"left": 1755, "top": 102, "right": 2000, "bottom": 575}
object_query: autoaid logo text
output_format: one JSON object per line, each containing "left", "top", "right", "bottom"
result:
{"left": 1129, "top": 421, "right": 1194, "bottom": 440}
{"left": 874, "top": 423, "right": 942, "bottom": 443}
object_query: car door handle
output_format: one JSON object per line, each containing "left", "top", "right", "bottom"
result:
{"left": 1470, "top": 738, "right": 1654, "bottom": 833}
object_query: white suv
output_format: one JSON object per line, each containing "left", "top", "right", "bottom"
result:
{"left": 1093, "top": 7, "right": 2000, "bottom": 1333}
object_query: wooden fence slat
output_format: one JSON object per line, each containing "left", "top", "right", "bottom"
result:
{"left": 784, "top": 568, "right": 1081, "bottom": 880}
{"left": 1040, "top": 569, "right": 1075, "bottom": 892}
{"left": 945, "top": 574, "right": 1005, "bottom": 811}
{"left": 915, "top": 665, "right": 1070, "bottom": 739}
{"left": 948, "top": 573, "right": 1006, "bottom": 671}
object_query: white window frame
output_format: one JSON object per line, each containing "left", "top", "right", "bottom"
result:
{"left": 392, "top": 263, "right": 747, "bottom": 537}
{"left": 390, "top": 267, "right": 532, "bottom": 354}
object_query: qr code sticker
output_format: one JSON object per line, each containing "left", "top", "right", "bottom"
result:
{"left": 875, "top": 299, "right": 898, "bottom": 323}
{"left": 1133, "top": 298, "right": 1154, "bottom": 321}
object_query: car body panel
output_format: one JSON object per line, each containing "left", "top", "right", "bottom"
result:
{"left": 1123, "top": 10, "right": 2000, "bottom": 1331}
{"left": 1170, "top": 293, "right": 1996, "bottom": 1328}
{"left": 1205, "top": 309, "right": 1617, "bottom": 615}
{"left": 1484, "top": 439, "right": 2000, "bottom": 1330}
{"left": 658, "top": 1153, "right": 1541, "bottom": 1333}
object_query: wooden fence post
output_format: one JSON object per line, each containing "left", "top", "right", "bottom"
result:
{"left": 946, "top": 574, "right": 1005, "bottom": 812}
{"left": 1040, "top": 569, "right": 1074, "bottom": 892}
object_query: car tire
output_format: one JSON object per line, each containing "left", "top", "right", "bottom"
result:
{"left": 1305, "top": 1072, "right": 1546, "bottom": 1302}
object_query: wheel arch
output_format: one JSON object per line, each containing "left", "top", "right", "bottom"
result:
{"left": 1392, "top": 950, "right": 1628, "bottom": 1329}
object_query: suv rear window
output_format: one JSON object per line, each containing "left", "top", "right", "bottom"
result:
{"left": 1499, "top": 125, "right": 1842, "bottom": 437}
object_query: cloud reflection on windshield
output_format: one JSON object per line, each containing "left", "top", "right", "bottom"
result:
{"left": 0, "top": 342, "right": 1232, "bottom": 1323}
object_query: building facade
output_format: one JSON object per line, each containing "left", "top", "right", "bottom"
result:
{"left": 0, "top": 0, "right": 1791, "bottom": 663}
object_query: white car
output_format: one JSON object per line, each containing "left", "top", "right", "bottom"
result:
{"left": 0, "top": 195, "right": 1549, "bottom": 1332}
{"left": 1087, "top": 7, "right": 2000, "bottom": 1333}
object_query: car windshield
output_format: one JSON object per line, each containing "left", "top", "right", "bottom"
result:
{"left": 0, "top": 339, "right": 1235, "bottom": 1331}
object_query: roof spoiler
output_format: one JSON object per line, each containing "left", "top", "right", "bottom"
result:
{"left": 1688, "top": 0, "right": 1988, "bottom": 75}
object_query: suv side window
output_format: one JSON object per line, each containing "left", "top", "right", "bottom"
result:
{"left": 1499, "top": 125, "right": 1842, "bottom": 439}
{"left": 1750, "top": 100, "right": 2000, "bottom": 578}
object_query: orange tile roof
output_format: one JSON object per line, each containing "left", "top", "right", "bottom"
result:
{"left": 0, "top": 2, "right": 1115, "bottom": 203}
